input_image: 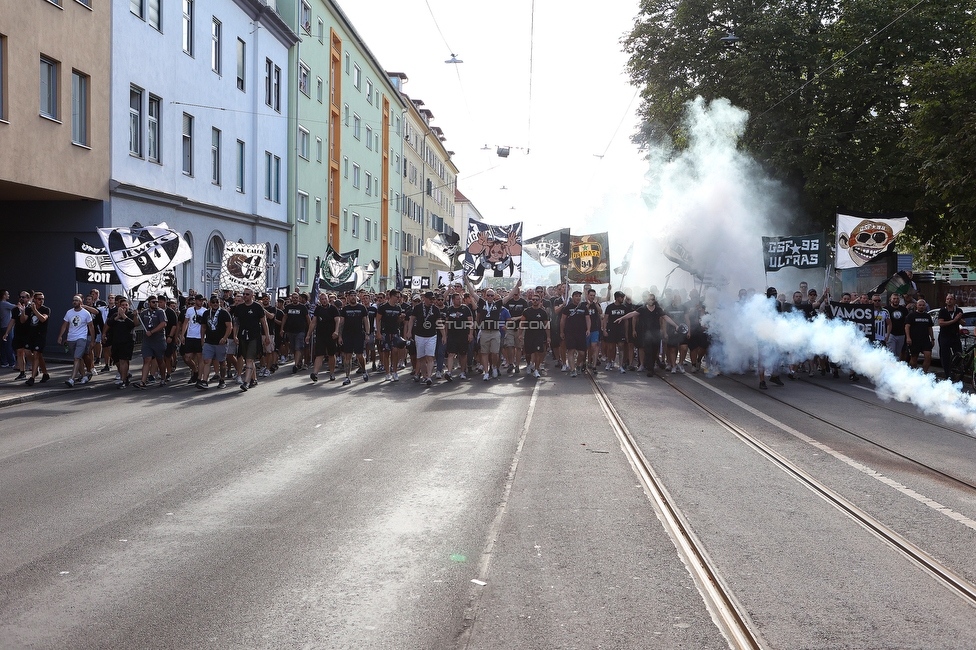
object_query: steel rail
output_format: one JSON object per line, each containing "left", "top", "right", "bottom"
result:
{"left": 660, "top": 375, "right": 976, "bottom": 609}
{"left": 586, "top": 374, "right": 766, "bottom": 650}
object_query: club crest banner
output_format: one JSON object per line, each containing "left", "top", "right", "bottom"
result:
{"left": 97, "top": 223, "right": 191, "bottom": 297}
{"left": 462, "top": 219, "right": 522, "bottom": 281}
{"left": 426, "top": 232, "right": 462, "bottom": 270}
{"left": 319, "top": 244, "right": 359, "bottom": 290}
{"left": 219, "top": 242, "right": 267, "bottom": 292}
{"left": 568, "top": 232, "right": 610, "bottom": 283}
{"left": 74, "top": 238, "right": 121, "bottom": 284}
{"left": 523, "top": 228, "right": 570, "bottom": 267}
{"left": 762, "top": 233, "right": 826, "bottom": 271}
{"left": 836, "top": 212, "right": 908, "bottom": 269}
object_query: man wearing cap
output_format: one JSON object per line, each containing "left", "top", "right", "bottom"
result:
{"left": 476, "top": 288, "right": 504, "bottom": 381}
{"left": 308, "top": 291, "right": 340, "bottom": 383}
{"left": 232, "top": 289, "right": 271, "bottom": 391}
{"left": 181, "top": 294, "right": 207, "bottom": 385}
{"left": 405, "top": 291, "right": 442, "bottom": 386}
{"left": 133, "top": 296, "right": 168, "bottom": 390}
{"left": 336, "top": 290, "right": 371, "bottom": 385}
{"left": 199, "top": 296, "right": 233, "bottom": 389}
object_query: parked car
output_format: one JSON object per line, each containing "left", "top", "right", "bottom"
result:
{"left": 928, "top": 307, "right": 976, "bottom": 361}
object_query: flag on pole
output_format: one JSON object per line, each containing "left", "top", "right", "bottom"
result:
{"left": 395, "top": 259, "right": 404, "bottom": 291}
{"left": 319, "top": 244, "right": 359, "bottom": 290}
{"left": 523, "top": 228, "right": 570, "bottom": 267}
{"left": 74, "top": 238, "right": 121, "bottom": 284}
{"left": 426, "top": 232, "right": 462, "bottom": 270}
{"left": 97, "top": 223, "right": 191, "bottom": 298}
{"left": 462, "top": 219, "right": 523, "bottom": 281}
{"left": 568, "top": 232, "right": 610, "bottom": 283}
{"left": 761, "top": 233, "right": 826, "bottom": 271}
{"left": 835, "top": 212, "right": 908, "bottom": 269}
{"left": 613, "top": 242, "right": 634, "bottom": 277}
{"left": 218, "top": 242, "right": 267, "bottom": 292}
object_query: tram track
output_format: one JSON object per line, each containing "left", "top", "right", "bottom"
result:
{"left": 719, "top": 373, "right": 976, "bottom": 493}
{"left": 586, "top": 373, "right": 766, "bottom": 650}
{"left": 634, "top": 373, "right": 976, "bottom": 612}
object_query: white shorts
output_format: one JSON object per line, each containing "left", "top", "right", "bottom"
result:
{"left": 415, "top": 335, "right": 437, "bottom": 358}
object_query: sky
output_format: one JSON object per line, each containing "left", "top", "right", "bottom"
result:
{"left": 338, "top": 0, "right": 650, "bottom": 248}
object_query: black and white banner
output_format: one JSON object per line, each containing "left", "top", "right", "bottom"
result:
{"left": 74, "top": 238, "right": 121, "bottom": 284}
{"left": 219, "top": 242, "right": 267, "bottom": 293}
{"left": 437, "top": 270, "right": 464, "bottom": 288}
{"left": 836, "top": 212, "right": 908, "bottom": 269}
{"left": 319, "top": 244, "right": 359, "bottom": 291}
{"left": 462, "top": 219, "right": 522, "bottom": 281}
{"left": 523, "top": 228, "right": 570, "bottom": 268}
{"left": 426, "top": 232, "right": 462, "bottom": 270}
{"left": 762, "top": 233, "right": 826, "bottom": 271}
{"left": 828, "top": 301, "right": 875, "bottom": 338}
{"left": 96, "top": 223, "right": 191, "bottom": 298}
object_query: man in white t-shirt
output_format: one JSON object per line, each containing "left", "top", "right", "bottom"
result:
{"left": 57, "top": 295, "right": 95, "bottom": 387}
{"left": 181, "top": 294, "right": 208, "bottom": 384}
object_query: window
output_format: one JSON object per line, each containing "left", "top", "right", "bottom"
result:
{"left": 297, "top": 191, "right": 308, "bottom": 223}
{"left": 129, "top": 86, "right": 143, "bottom": 155}
{"left": 316, "top": 77, "right": 323, "bottom": 103}
{"left": 149, "top": 0, "right": 160, "bottom": 29}
{"left": 273, "top": 65, "right": 281, "bottom": 111}
{"left": 297, "top": 255, "right": 308, "bottom": 286}
{"left": 148, "top": 95, "right": 160, "bottom": 162}
{"left": 343, "top": 156, "right": 348, "bottom": 178}
{"left": 182, "top": 113, "right": 193, "bottom": 174}
{"left": 352, "top": 163, "right": 360, "bottom": 188}
{"left": 352, "top": 213, "right": 360, "bottom": 238}
{"left": 130, "top": 0, "right": 142, "bottom": 18}
{"left": 265, "top": 59, "right": 280, "bottom": 111}
{"left": 298, "top": 127, "right": 309, "bottom": 160}
{"left": 211, "top": 127, "right": 221, "bottom": 184}
{"left": 343, "top": 209, "right": 348, "bottom": 231}
{"left": 236, "top": 139, "right": 245, "bottom": 192}
{"left": 182, "top": 0, "right": 194, "bottom": 56}
{"left": 365, "top": 171, "right": 372, "bottom": 196}
{"left": 315, "top": 197, "right": 322, "bottom": 222}
{"left": 315, "top": 137, "right": 322, "bottom": 162}
{"left": 365, "top": 125, "right": 372, "bottom": 150}
{"left": 394, "top": 230, "right": 399, "bottom": 250}
{"left": 343, "top": 103, "right": 349, "bottom": 126}
{"left": 395, "top": 115, "right": 400, "bottom": 135}
{"left": 300, "top": 1, "right": 311, "bottom": 31}
{"left": 374, "top": 221, "right": 379, "bottom": 242}
{"left": 236, "top": 39, "right": 245, "bottom": 91}
{"left": 40, "top": 56, "right": 58, "bottom": 119}
{"left": 365, "top": 218, "right": 371, "bottom": 241}
{"left": 366, "top": 79, "right": 373, "bottom": 104}
{"left": 299, "top": 62, "right": 310, "bottom": 96}
{"left": 353, "top": 64, "right": 361, "bottom": 89}
{"left": 353, "top": 114, "right": 360, "bottom": 139}
{"left": 211, "top": 18, "right": 221, "bottom": 74}
{"left": 317, "top": 18, "right": 324, "bottom": 43}
{"left": 344, "top": 52, "right": 350, "bottom": 74}
{"left": 71, "top": 71, "right": 88, "bottom": 145}
{"left": 265, "top": 152, "right": 280, "bottom": 202}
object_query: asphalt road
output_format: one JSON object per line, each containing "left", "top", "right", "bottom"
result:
{"left": 3, "top": 362, "right": 976, "bottom": 649}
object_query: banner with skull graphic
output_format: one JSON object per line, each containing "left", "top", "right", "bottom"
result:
{"left": 523, "top": 228, "right": 570, "bottom": 268}
{"left": 219, "top": 242, "right": 267, "bottom": 292}
{"left": 462, "top": 219, "right": 523, "bottom": 282}
{"left": 568, "top": 232, "right": 610, "bottom": 284}
{"left": 835, "top": 213, "right": 908, "bottom": 269}
{"left": 97, "top": 222, "right": 192, "bottom": 297}
{"left": 319, "top": 244, "right": 360, "bottom": 291}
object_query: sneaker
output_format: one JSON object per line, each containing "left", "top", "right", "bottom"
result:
{"left": 188, "top": 374, "right": 198, "bottom": 385}
{"left": 342, "top": 377, "right": 351, "bottom": 386}
{"left": 292, "top": 365, "right": 299, "bottom": 375}
{"left": 771, "top": 376, "right": 784, "bottom": 386}
{"left": 114, "top": 378, "right": 123, "bottom": 386}
{"left": 788, "top": 371, "right": 795, "bottom": 380}
{"left": 426, "top": 377, "right": 432, "bottom": 387}
{"left": 533, "top": 369, "right": 541, "bottom": 378}
{"left": 240, "top": 382, "right": 248, "bottom": 392}
{"left": 849, "top": 372, "right": 859, "bottom": 382}
{"left": 101, "top": 364, "right": 111, "bottom": 373}
{"left": 115, "top": 372, "right": 122, "bottom": 380}
{"left": 147, "top": 375, "right": 157, "bottom": 384}
{"left": 492, "top": 368, "right": 499, "bottom": 378}
{"left": 310, "top": 373, "right": 318, "bottom": 383}
{"left": 65, "top": 378, "right": 75, "bottom": 387}
{"left": 570, "top": 369, "right": 578, "bottom": 377}
{"left": 444, "top": 372, "right": 453, "bottom": 382}
{"left": 236, "top": 375, "right": 245, "bottom": 386}
{"left": 15, "top": 371, "right": 26, "bottom": 380}
{"left": 435, "top": 371, "right": 443, "bottom": 379}
{"left": 392, "top": 372, "right": 399, "bottom": 382}
{"left": 562, "top": 363, "right": 570, "bottom": 372}
{"left": 25, "top": 377, "right": 35, "bottom": 386}
{"left": 40, "top": 373, "right": 50, "bottom": 383}
{"left": 671, "top": 367, "right": 678, "bottom": 374}
{"left": 619, "top": 367, "right": 626, "bottom": 374}
{"left": 161, "top": 376, "right": 171, "bottom": 385}
{"left": 133, "top": 381, "right": 147, "bottom": 390}
{"left": 759, "top": 381, "right": 768, "bottom": 389}
{"left": 513, "top": 366, "right": 520, "bottom": 375}
{"left": 483, "top": 373, "right": 490, "bottom": 381}
{"left": 385, "top": 373, "right": 392, "bottom": 381}
{"left": 196, "top": 380, "right": 208, "bottom": 390}
{"left": 363, "top": 372, "right": 369, "bottom": 382}
{"left": 80, "top": 375, "right": 90, "bottom": 385}
{"left": 676, "top": 365, "right": 685, "bottom": 374}
{"left": 646, "top": 370, "right": 656, "bottom": 377}
{"left": 217, "top": 380, "right": 226, "bottom": 389}
{"left": 329, "top": 373, "right": 336, "bottom": 382}
{"left": 459, "top": 372, "right": 467, "bottom": 380}
{"left": 605, "top": 363, "right": 612, "bottom": 371}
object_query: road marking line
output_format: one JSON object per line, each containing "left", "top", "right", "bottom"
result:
{"left": 687, "top": 374, "right": 976, "bottom": 532}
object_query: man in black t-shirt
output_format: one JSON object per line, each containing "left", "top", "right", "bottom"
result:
{"left": 560, "top": 291, "right": 590, "bottom": 377}
{"left": 884, "top": 293, "right": 909, "bottom": 360}
{"left": 502, "top": 281, "right": 528, "bottom": 374}
{"left": 603, "top": 292, "right": 632, "bottom": 373}
{"left": 232, "top": 289, "right": 270, "bottom": 391}
{"left": 21, "top": 292, "right": 52, "bottom": 386}
{"left": 406, "top": 291, "right": 442, "bottom": 386}
{"left": 281, "top": 293, "right": 311, "bottom": 373}
{"left": 309, "top": 292, "right": 341, "bottom": 382}
{"left": 375, "top": 289, "right": 406, "bottom": 382}
{"left": 905, "top": 299, "right": 935, "bottom": 373}
{"left": 937, "top": 293, "right": 965, "bottom": 379}
{"left": 618, "top": 294, "right": 677, "bottom": 377}
{"left": 199, "top": 296, "right": 233, "bottom": 389}
{"left": 337, "top": 290, "right": 371, "bottom": 385}
{"left": 522, "top": 296, "right": 550, "bottom": 378}
{"left": 442, "top": 292, "right": 473, "bottom": 381}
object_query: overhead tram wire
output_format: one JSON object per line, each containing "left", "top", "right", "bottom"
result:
{"left": 526, "top": 0, "right": 536, "bottom": 154}
{"left": 597, "top": 89, "right": 640, "bottom": 159}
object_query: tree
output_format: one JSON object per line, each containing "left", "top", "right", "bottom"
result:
{"left": 623, "top": 0, "right": 975, "bottom": 261}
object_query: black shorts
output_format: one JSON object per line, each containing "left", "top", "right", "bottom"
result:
{"left": 524, "top": 334, "right": 547, "bottom": 354}
{"left": 565, "top": 329, "right": 587, "bottom": 352}
{"left": 666, "top": 332, "right": 686, "bottom": 348}
{"left": 909, "top": 340, "right": 933, "bottom": 356}
{"left": 607, "top": 327, "right": 627, "bottom": 344}
{"left": 314, "top": 334, "right": 339, "bottom": 358}
{"left": 380, "top": 333, "right": 406, "bottom": 351}
{"left": 240, "top": 339, "right": 261, "bottom": 361}
{"left": 446, "top": 336, "right": 468, "bottom": 356}
{"left": 113, "top": 343, "right": 134, "bottom": 362}
{"left": 689, "top": 331, "right": 708, "bottom": 350}
{"left": 183, "top": 337, "right": 203, "bottom": 354}
{"left": 342, "top": 336, "right": 365, "bottom": 355}
{"left": 26, "top": 336, "right": 46, "bottom": 353}
{"left": 12, "top": 336, "right": 28, "bottom": 351}
{"left": 167, "top": 341, "right": 178, "bottom": 356}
